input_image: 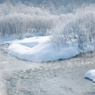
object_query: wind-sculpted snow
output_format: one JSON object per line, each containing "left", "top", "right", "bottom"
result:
{"left": 85, "top": 70, "right": 95, "bottom": 83}
{"left": 7, "top": 36, "right": 94, "bottom": 62}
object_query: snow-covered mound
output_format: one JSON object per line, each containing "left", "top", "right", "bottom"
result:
{"left": 85, "top": 70, "right": 95, "bottom": 83}
{"left": 7, "top": 36, "right": 80, "bottom": 62}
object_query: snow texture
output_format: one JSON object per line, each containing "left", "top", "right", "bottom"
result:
{"left": 0, "top": 65, "right": 6, "bottom": 95}
{"left": 7, "top": 36, "right": 80, "bottom": 62}
{"left": 85, "top": 70, "right": 95, "bottom": 83}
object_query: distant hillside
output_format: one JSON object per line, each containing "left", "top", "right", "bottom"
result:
{"left": 3, "top": 0, "right": 95, "bottom": 14}
{"left": 5, "top": 0, "right": 95, "bottom": 6}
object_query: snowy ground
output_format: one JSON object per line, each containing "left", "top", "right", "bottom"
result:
{"left": 0, "top": 49, "right": 6, "bottom": 95}
{"left": 4, "top": 52, "right": 95, "bottom": 95}
{"left": 0, "top": 65, "right": 6, "bottom": 95}
{"left": 0, "top": 45, "right": 95, "bottom": 95}
{"left": 0, "top": 1, "right": 95, "bottom": 95}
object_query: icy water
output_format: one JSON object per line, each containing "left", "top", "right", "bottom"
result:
{"left": 0, "top": 45, "right": 95, "bottom": 95}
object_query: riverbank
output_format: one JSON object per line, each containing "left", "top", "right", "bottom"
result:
{"left": 1, "top": 48, "right": 95, "bottom": 95}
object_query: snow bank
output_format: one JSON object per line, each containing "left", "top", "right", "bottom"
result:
{"left": 7, "top": 36, "right": 80, "bottom": 62}
{"left": 85, "top": 70, "right": 95, "bottom": 83}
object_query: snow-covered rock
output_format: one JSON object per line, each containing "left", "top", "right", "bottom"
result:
{"left": 85, "top": 70, "right": 95, "bottom": 83}
{"left": 7, "top": 36, "right": 79, "bottom": 62}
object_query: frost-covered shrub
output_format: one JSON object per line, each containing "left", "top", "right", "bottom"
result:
{"left": 51, "top": 7, "right": 95, "bottom": 52}
{"left": 69, "top": 12, "right": 95, "bottom": 51}
{"left": 50, "top": 35, "right": 68, "bottom": 50}
{"left": 0, "top": 14, "right": 56, "bottom": 37}
{"left": 0, "top": 2, "right": 58, "bottom": 38}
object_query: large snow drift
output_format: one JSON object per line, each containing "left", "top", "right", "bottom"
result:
{"left": 85, "top": 70, "right": 95, "bottom": 83}
{"left": 7, "top": 36, "right": 80, "bottom": 62}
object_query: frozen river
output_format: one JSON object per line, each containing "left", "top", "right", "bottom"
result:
{"left": 0, "top": 44, "right": 95, "bottom": 95}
